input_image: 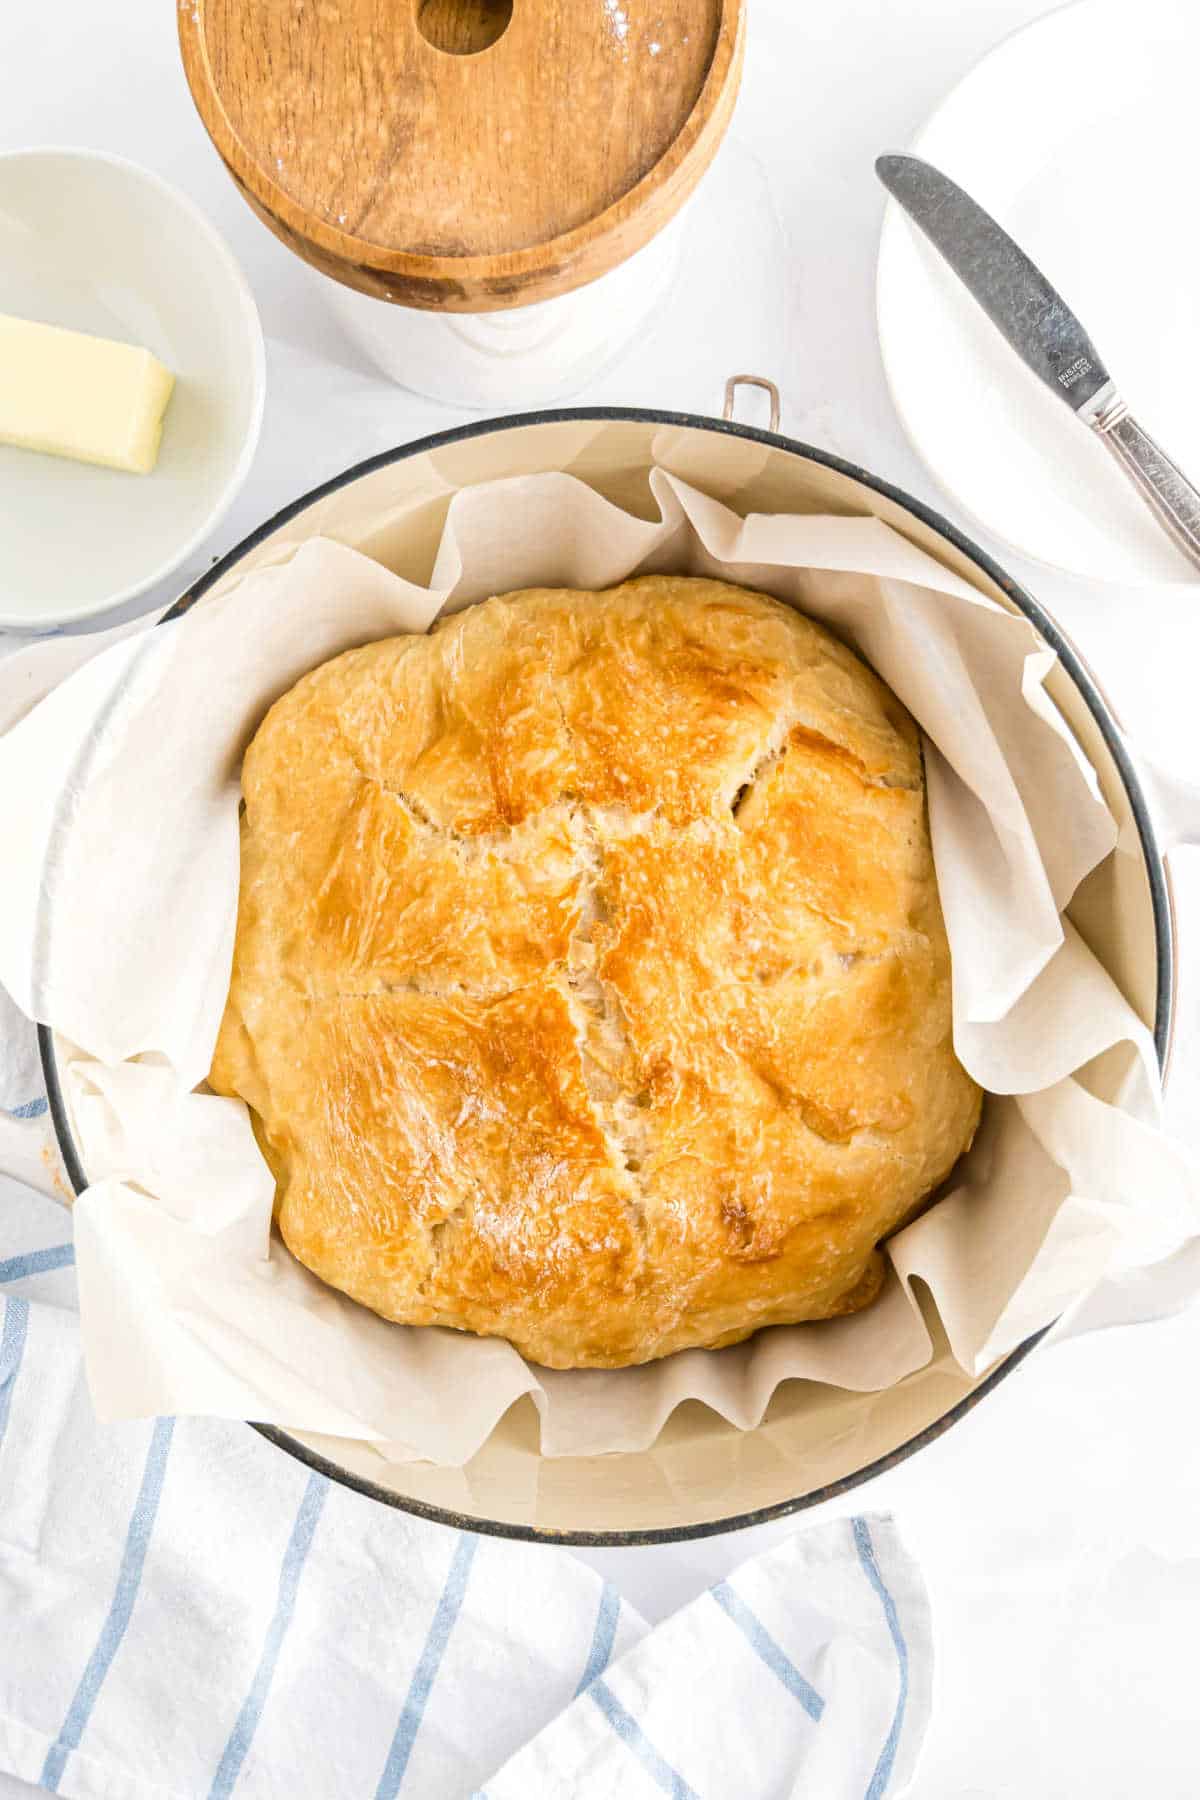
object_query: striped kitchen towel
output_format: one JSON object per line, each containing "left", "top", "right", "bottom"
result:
{"left": 0, "top": 1223, "right": 933, "bottom": 1800}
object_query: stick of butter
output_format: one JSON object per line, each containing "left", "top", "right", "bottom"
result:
{"left": 0, "top": 312, "right": 175, "bottom": 475}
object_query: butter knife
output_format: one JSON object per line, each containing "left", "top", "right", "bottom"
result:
{"left": 876, "top": 153, "right": 1200, "bottom": 573}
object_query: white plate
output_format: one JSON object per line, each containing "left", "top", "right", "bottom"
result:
{"left": 877, "top": 0, "right": 1200, "bottom": 587}
{"left": 0, "top": 148, "right": 265, "bottom": 630}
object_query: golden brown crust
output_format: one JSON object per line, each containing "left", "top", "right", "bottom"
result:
{"left": 210, "top": 576, "right": 981, "bottom": 1368}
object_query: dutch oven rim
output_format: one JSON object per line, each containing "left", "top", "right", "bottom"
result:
{"left": 39, "top": 404, "right": 1175, "bottom": 1546}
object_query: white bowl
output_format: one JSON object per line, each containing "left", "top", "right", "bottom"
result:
{"left": 0, "top": 148, "right": 265, "bottom": 631}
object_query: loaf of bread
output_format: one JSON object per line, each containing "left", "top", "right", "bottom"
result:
{"left": 210, "top": 575, "right": 981, "bottom": 1368}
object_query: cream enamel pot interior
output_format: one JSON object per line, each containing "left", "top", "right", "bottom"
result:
{"left": 40, "top": 408, "right": 1174, "bottom": 1546}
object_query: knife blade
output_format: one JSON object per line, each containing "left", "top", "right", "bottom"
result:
{"left": 875, "top": 152, "right": 1200, "bottom": 572}
{"left": 876, "top": 153, "right": 1112, "bottom": 416}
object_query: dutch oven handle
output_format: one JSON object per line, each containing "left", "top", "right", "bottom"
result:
{"left": 722, "top": 374, "right": 781, "bottom": 433}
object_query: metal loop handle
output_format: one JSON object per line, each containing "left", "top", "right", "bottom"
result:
{"left": 722, "top": 375, "right": 781, "bottom": 434}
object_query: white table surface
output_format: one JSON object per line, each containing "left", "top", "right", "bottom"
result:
{"left": 4, "top": 1, "right": 1199, "bottom": 1794}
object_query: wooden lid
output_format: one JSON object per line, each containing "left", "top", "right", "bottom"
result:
{"left": 180, "top": 0, "right": 744, "bottom": 313}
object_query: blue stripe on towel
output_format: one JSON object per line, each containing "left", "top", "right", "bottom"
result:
{"left": 0, "top": 1243, "right": 75, "bottom": 1284}
{"left": 5, "top": 1096, "right": 48, "bottom": 1119}
{"left": 208, "top": 1472, "right": 329, "bottom": 1800}
{"left": 853, "top": 1517, "right": 909, "bottom": 1799}
{"left": 41, "top": 1417, "right": 176, "bottom": 1792}
{"left": 375, "top": 1532, "right": 478, "bottom": 1799}
{"left": 711, "top": 1580, "right": 825, "bottom": 1721}
{"left": 575, "top": 1582, "right": 622, "bottom": 1696}
{"left": 589, "top": 1680, "right": 700, "bottom": 1800}
{"left": 0, "top": 1298, "right": 30, "bottom": 1451}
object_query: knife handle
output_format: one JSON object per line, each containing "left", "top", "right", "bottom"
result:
{"left": 1092, "top": 401, "right": 1200, "bottom": 573}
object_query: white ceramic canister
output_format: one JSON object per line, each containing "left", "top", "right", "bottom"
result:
{"left": 322, "top": 207, "right": 688, "bottom": 408}
{"left": 180, "top": 0, "right": 745, "bottom": 408}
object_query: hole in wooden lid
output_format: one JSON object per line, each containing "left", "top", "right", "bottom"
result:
{"left": 416, "top": 0, "right": 513, "bottom": 55}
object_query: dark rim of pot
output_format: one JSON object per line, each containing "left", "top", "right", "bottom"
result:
{"left": 39, "top": 405, "right": 1174, "bottom": 1547}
